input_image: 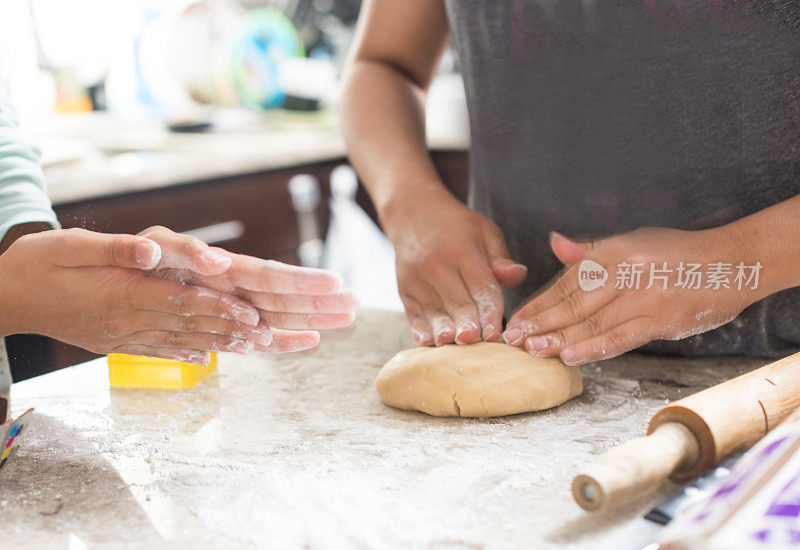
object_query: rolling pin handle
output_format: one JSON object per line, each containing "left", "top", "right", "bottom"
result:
{"left": 572, "top": 422, "right": 700, "bottom": 512}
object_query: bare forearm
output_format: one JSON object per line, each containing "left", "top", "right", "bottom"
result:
{"left": 0, "top": 222, "right": 53, "bottom": 336}
{"left": 340, "top": 61, "right": 451, "bottom": 226}
{"left": 715, "top": 194, "right": 800, "bottom": 299}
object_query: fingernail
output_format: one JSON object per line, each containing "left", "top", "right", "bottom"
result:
{"left": 549, "top": 231, "right": 574, "bottom": 245}
{"left": 185, "top": 353, "right": 210, "bottom": 366}
{"left": 297, "top": 270, "right": 343, "bottom": 292}
{"left": 503, "top": 328, "right": 523, "bottom": 346}
{"left": 525, "top": 336, "right": 547, "bottom": 351}
{"left": 493, "top": 259, "right": 527, "bottom": 272}
{"left": 244, "top": 327, "right": 271, "bottom": 347}
{"left": 455, "top": 322, "right": 479, "bottom": 344}
{"left": 411, "top": 328, "right": 433, "bottom": 346}
{"left": 201, "top": 250, "right": 232, "bottom": 269}
{"left": 257, "top": 326, "right": 273, "bottom": 346}
{"left": 561, "top": 347, "right": 577, "bottom": 365}
{"left": 232, "top": 303, "right": 259, "bottom": 326}
{"left": 136, "top": 241, "right": 162, "bottom": 268}
{"left": 238, "top": 329, "right": 270, "bottom": 346}
{"left": 481, "top": 323, "right": 495, "bottom": 342}
{"left": 226, "top": 340, "right": 255, "bottom": 355}
{"left": 434, "top": 331, "right": 454, "bottom": 346}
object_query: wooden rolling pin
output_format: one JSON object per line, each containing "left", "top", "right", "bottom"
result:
{"left": 572, "top": 351, "right": 800, "bottom": 512}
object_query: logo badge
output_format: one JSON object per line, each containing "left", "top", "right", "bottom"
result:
{"left": 578, "top": 259, "right": 608, "bottom": 291}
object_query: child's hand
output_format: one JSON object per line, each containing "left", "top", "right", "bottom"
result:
{"left": 139, "top": 226, "right": 358, "bottom": 353}
{"left": 0, "top": 228, "right": 264, "bottom": 365}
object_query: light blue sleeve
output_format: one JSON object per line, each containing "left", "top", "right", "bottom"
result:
{"left": 0, "top": 98, "right": 60, "bottom": 243}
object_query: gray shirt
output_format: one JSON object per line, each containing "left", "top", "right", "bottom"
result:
{"left": 445, "top": 0, "right": 800, "bottom": 357}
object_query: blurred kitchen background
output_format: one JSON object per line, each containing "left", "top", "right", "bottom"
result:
{"left": 0, "top": 0, "right": 470, "bottom": 377}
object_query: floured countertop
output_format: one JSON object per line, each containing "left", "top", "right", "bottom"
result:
{"left": 1, "top": 310, "right": 764, "bottom": 549}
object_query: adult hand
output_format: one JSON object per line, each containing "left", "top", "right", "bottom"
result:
{"left": 382, "top": 188, "right": 527, "bottom": 346}
{"left": 0, "top": 228, "right": 266, "bottom": 365}
{"left": 139, "top": 226, "right": 358, "bottom": 353}
{"left": 503, "top": 227, "right": 763, "bottom": 365}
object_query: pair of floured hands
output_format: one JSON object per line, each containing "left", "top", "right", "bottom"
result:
{"left": 386, "top": 189, "right": 759, "bottom": 366}
{"left": 503, "top": 228, "right": 757, "bottom": 365}
{"left": 0, "top": 226, "right": 358, "bottom": 365}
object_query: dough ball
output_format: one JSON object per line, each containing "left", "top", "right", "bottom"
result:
{"left": 375, "top": 342, "right": 583, "bottom": 418}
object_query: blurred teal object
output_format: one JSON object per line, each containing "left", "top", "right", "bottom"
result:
{"left": 231, "top": 9, "right": 304, "bottom": 109}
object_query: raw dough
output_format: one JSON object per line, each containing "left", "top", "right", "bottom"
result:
{"left": 376, "top": 342, "right": 583, "bottom": 418}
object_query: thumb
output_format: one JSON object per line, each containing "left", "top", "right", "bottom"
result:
{"left": 138, "top": 226, "right": 232, "bottom": 276}
{"left": 549, "top": 231, "right": 592, "bottom": 266}
{"left": 52, "top": 229, "right": 163, "bottom": 270}
{"left": 482, "top": 224, "right": 527, "bottom": 288}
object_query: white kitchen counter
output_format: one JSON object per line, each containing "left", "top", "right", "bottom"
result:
{"left": 0, "top": 310, "right": 762, "bottom": 549}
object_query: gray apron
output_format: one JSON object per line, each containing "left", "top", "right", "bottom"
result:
{"left": 445, "top": 0, "right": 800, "bottom": 357}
